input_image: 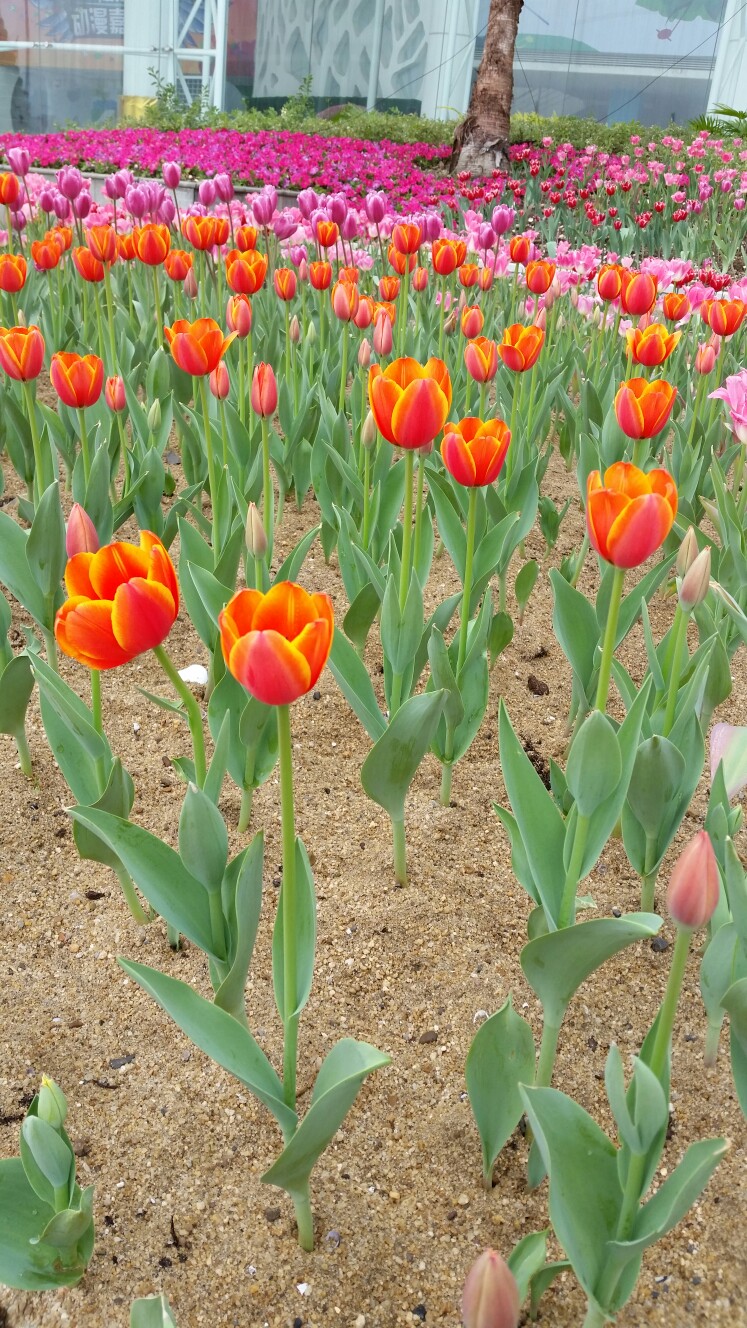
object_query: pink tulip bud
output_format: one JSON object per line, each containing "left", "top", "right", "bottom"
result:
{"left": 666, "top": 831, "right": 720, "bottom": 930}
{"left": 354, "top": 298, "right": 373, "bottom": 330}
{"left": 637, "top": 311, "right": 653, "bottom": 331}
{"left": 534, "top": 306, "right": 547, "bottom": 331}
{"left": 676, "top": 526, "right": 699, "bottom": 577}
{"left": 298, "top": 258, "right": 308, "bottom": 282}
{"left": 245, "top": 501, "right": 267, "bottom": 558}
{"left": 443, "top": 308, "right": 458, "bottom": 335}
{"left": 184, "top": 268, "right": 198, "bottom": 300}
{"left": 694, "top": 342, "right": 716, "bottom": 374}
{"left": 458, "top": 290, "right": 468, "bottom": 311}
{"left": 678, "top": 546, "right": 711, "bottom": 612}
{"left": 105, "top": 375, "right": 126, "bottom": 412}
{"left": 227, "top": 294, "right": 252, "bottom": 337}
{"left": 373, "top": 311, "right": 393, "bottom": 356}
{"left": 358, "top": 338, "right": 371, "bottom": 368}
{"left": 209, "top": 362, "right": 230, "bottom": 400}
{"left": 462, "top": 1249, "right": 520, "bottom": 1328}
{"left": 251, "top": 363, "right": 278, "bottom": 417}
{"left": 66, "top": 503, "right": 100, "bottom": 557}
{"left": 162, "top": 161, "right": 181, "bottom": 190}
{"left": 412, "top": 265, "right": 428, "bottom": 292}
{"left": 289, "top": 314, "right": 301, "bottom": 343}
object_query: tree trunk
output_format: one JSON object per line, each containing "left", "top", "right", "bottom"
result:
{"left": 450, "top": 0, "right": 524, "bottom": 176}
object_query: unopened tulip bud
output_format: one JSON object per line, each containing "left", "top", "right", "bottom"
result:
{"left": 251, "top": 363, "right": 278, "bottom": 417}
{"left": 638, "top": 311, "right": 653, "bottom": 331}
{"left": 289, "top": 314, "right": 301, "bottom": 343}
{"left": 105, "top": 374, "right": 126, "bottom": 412}
{"left": 210, "top": 361, "right": 230, "bottom": 400}
{"left": 678, "top": 546, "right": 711, "bottom": 612}
{"left": 694, "top": 342, "right": 716, "bottom": 374}
{"left": 570, "top": 286, "right": 579, "bottom": 309}
{"left": 534, "top": 306, "right": 547, "bottom": 331}
{"left": 38, "top": 1076, "right": 68, "bottom": 1130}
{"left": 227, "top": 293, "right": 252, "bottom": 337}
{"left": 66, "top": 503, "right": 99, "bottom": 556}
{"left": 666, "top": 830, "right": 720, "bottom": 929}
{"left": 462, "top": 1249, "right": 520, "bottom": 1328}
{"left": 458, "top": 290, "right": 468, "bottom": 310}
{"left": 305, "top": 320, "right": 317, "bottom": 345}
{"left": 444, "top": 308, "right": 458, "bottom": 335}
{"left": 373, "top": 311, "right": 393, "bottom": 356}
{"left": 676, "top": 526, "right": 699, "bottom": 577}
{"left": 184, "top": 268, "right": 198, "bottom": 300}
{"left": 298, "top": 257, "right": 308, "bottom": 282}
{"left": 361, "top": 410, "right": 377, "bottom": 449}
{"left": 358, "top": 338, "right": 371, "bottom": 368}
{"left": 147, "top": 399, "right": 161, "bottom": 434}
{"left": 245, "top": 501, "right": 267, "bottom": 557}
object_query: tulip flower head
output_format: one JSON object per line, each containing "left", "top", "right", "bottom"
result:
{"left": 105, "top": 375, "right": 126, "bottom": 412}
{"left": 442, "top": 417, "right": 511, "bottom": 487}
{"left": 464, "top": 336, "right": 499, "bottom": 383}
{"left": 66, "top": 504, "right": 100, "bottom": 557}
{"left": 615, "top": 377, "right": 677, "bottom": 439}
{"left": 626, "top": 322, "right": 681, "bottom": 367}
{"left": 31, "top": 238, "right": 61, "bottom": 272}
{"left": 86, "top": 225, "right": 118, "bottom": 266}
{"left": 431, "top": 237, "right": 466, "bottom": 276}
{"left": 55, "top": 531, "right": 179, "bottom": 670}
{"left": 72, "top": 247, "right": 105, "bottom": 283}
{"left": 274, "top": 267, "right": 297, "bottom": 301}
{"left": 462, "top": 1249, "right": 520, "bottom": 1328}
{"left": 709, "top": 369, "right": 747, "bottom": 443}
{"left": 373, "top": 309, "right": 393, "bottom": 357}
{"left": 164, "top": 318, "right": 236, "bottom": 376}
{"left": 597, "top": 263, "right": 623, "bottom": 302}
{"left": 251, "top": 363, "right": 278, "bottom": 417}
{"left": 525, "top": 259, "right": 556, "bottom": 295}
{"left": 666, "top": 831, "right": 720, "bottom": 930}
{"left": 460, "top": 304, "right": 484, "bottom": 338}
{"left": 51, "top": 352, "right": 104, "bottom": 408}
{"left": 620, "top": 271, "right": 658, "bottom": 316}
{"left": 0, "top": 253, "right": 27, "bottom": 292}
{"left": 702, "top": 298, "right": 746, "bottom": 339}
{"left": 226, "top": 293, "right": 252, "bottom": 338}
{"left": 662, "top": 292, "right": 691, "bottom": 323}
{"left": 391, "top": 221, "right": 422, "bottom": 255}
{"left": 331, "top": 279, "right": 360, "bottom": 321}
{"left": 225, "top": 247, "right": 268, "bottom": 295}
{"left": 219, "top": 581, "right": 334, "bottom": 706}
{"left": 164, "top": 249, "right": 194, "bottom": 282}
{"left": 497, "top": 323, "right": 544, "bottom": 373}
{"left": 694, "top": 341, "right": 717, "bottom": 375}
{"left": 368, "top": 356, "right": 451, "bottom": 450}
{"left": 586, "top": 461, "right": 677, "bottom": 568}
{"left": 0, "top": 324, "right": 45, "bottom": 381}
{"left": 509, "top": 235, "right": 531, "bottom": 266}
{"left": 309, "top": 260, "right": 333, "bottom": 291}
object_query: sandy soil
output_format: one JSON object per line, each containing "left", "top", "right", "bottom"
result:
{"left": 0, "top": 441, "right": 745, "bottom": 1328}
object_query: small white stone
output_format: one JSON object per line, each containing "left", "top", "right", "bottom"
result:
{"left": 178, "top": 664, "right": 209, "bottom": 685}
{"left": 297, "top": 1282, "right": 311, "bottom": 1296}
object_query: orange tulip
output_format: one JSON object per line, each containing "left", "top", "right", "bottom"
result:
{"left": 497, "top": 323, "right": 544, "bottom": 372}
{"left": 31, "top": 238, "right": 61, "bottom": 271}
{"left": 235, "top": 224, "right": 258, "bottom": 251}
{"left": 315, "top": 219, "right": 339, "bottom": 250}
{"left": 55, "top": 531, "right": 179, "bottom": 671}
{"left": 391, "top": 222, "right": 422, "bottom": 255}
{"left": 134, "top": 223, "right": 171, "bottom": 266}
{"left": 368, "top": 357, "right": 452, "bottom": 450}
{"left": 464, "top": 336, "right": 499, "bottom": 382}
{"left": 701, "top": 298, "right": 746, "bottom": 338}
{"left": 597, "top": 263, "right": 623, "bottom": 302}
{"left": 219, "top": 581, "right": 334, "bottom": 707}
{"left": 614, "top": 377, "right": 677, "bottom": 439}
{"left": 225, "top": 248, "right": 268, "bottom": 295}
{"left": 460, "top": 305, "right": 484, "bottom": 338}
{"left": 441, "top": 417, "right": 511, "bottom": 487}
{"left": 213, "top": 217, "right": 230, "bottom": 247}
{"left": 340, "top": 265, "right": 359, "bottom": 285}
{"left": 354, "top": 293, "right": 375, "bottom": 329}
{"left": 478, "top": 266, "right": 494, "bottom": 292}
{"left": 273, "top": 267, "right": 297, "bottom": 301}
{"left": 105, "top": 375, "right": 126, "bottom": 411}
{"left": 662, "top": 292, "right": 690, "bottom": 322}
{"left": 379, "top": 275, "right": 400, "bottom": 301}
{"left": 50, "top": 352, "right": 104, "bottom": 408}
{"left": 72, "top": 247, "right": 105, "bottom": 283}
{"left": 86, "top": 225, "right": 118, "bottom": 265}
{"left": 525, "top": 259, "right": 556, "bottom": 295}
{"left": 182, "top": 215, "right": 219, "bottom": 251}
{"left": 509, "top": 235, "right": 531, "bottom": 266}
{"left": 251, "top": 363, "right": 278, "bottom": 416}
{"left": 51, "top": 226, "right": 73, "bottom": 253}
{"left": 117, "top": 232, "right": 137, "bottom": 261}
{"left": 164, "top": 249, "right": 194, "bottom": 281}
{"left": 226, "top": 293, "right": 252, "bottom": 337}
{"left": 308, "top": 260, "right": 332, "bottom": 291}
{"left": 626, "top": 322, "right": 681, "bottom": 367}
{"left": 0, "top": 325, "right": 45, "bottom": 381}
{"left": 620, "top": 271, "right": 657, "bottom": 316}
{"left": 0, "top": 253, "right": 26, "bottom": 292}
{"left": 331, "top": 279, "right": 360, "bottom": 321}
{"left": 586, "top": 462, "right": 677, "bottom": 568}
{"left": 458, "top": 263, "right": 480, "bottom": 288}
{"left": 412, "top": 266, "right": 429, "bottom": 292}
{"left": 387, "top": 244, "right": 416, "bottom": 275}
{"left": 431, "top": 238, "right": 466, "bottom": 277}
{"left": 0, "top": 172, "right": 20, "bottom": 206}
{"left": 164, "top": 318, "right": 236, "bottom": 376}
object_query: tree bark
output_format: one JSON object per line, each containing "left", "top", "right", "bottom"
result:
{"left": 450, "top": 0, "right": 524, "bottom": 176}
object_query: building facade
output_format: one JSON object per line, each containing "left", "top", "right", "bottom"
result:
{"left": 0, "top": 0, "right": 744, "bottom": 135}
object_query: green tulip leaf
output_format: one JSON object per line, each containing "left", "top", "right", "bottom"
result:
{"left": 0, "top": 510, "right": 50, "bottom": 626}
{"left": 178, "top": 783, "right": 228, "bottom": 894}
{"left": 465, "top": 996, "right": 536, "bottom": 1181}
{"left": 33, "top": 653, "right": 111, "bottom": 806}
{"left": 0, "top": 1159, "right": 87, "bottom": 1289}
{"left": 361, "top": 690, "right": 447, "bottom": 823}
{"left": 215, "top": 832, "right": 264, "bottom": 1020}
{"left": 506, "top": 1229, "right": 548, "bottom": 1302}
{"left": 131, "top": 1294, "right": 179, "bottom": 1328}
{"left": 272, "top": 837, "right": 316, "bottom": 1025}
{"left": 381, "top": 569, "right": 424, "bottom": 674}
{"left": 26, "top": 481, "right": 66, "bottom": 603}
{"left": 0, "top": 653, "right": 34, "bottom": 739}
{"left": 72, "top": 758, "right": 136, "bottom": 868}
{"left": 498, "top": 700, "right": 566, "bottom": 927}
{"left": 566, "top": 710, "right": 622, "bottom": 818}
{"left": 329, "top": 630, "right": 386, "bottom": 743}
{"left": 521, "top": 913, "right": 662, "bottom": 1027}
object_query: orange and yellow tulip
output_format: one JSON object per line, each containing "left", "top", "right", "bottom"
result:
{"left": 586, "top": 462, "right": 677, "bottom": 568}
{"left": 464, "top": 336, "right": 499, "bottom": 382}
{"left": 620, "top": 271, "right": 657, "bottom": 316}
{"left": 31, "top": 238, "right": 61, "bottom": 271}
{"left": 51, "top": 226, "right": 73, "bottom": 254}
{"left": 164, "top": 249, "right": 194, "bottom": 281}
{"left": 497, "top": 323, "right": 544, "bottom": 372}
{"left": 626, "top": 322, "right": 681, "bottom": 367}
{"left": 614, "top": 377, "right": 677, "bottom": 439}
{"left": 368, "top": 357, "right": 452, "bottom": 450}
{"left": 391, "top": 222, "right": 422, "bottom": 255}
{"left": 72, "top": 247, "right": 104, "bottom": 283}
{"left": 662, "top": 292, "right": 690, "bottom": 322}
{"left": 182, "top": 215, "right": 219, "bottom": 251}
{"left": 0, "top": 253, "right": 26, "bottom": 292}
{"left": 219, "top": 581, "right": 334, "bottom": 706}
{"left": 274, "top": 267, "right": 297, "bottom": 301}
{"left": 50, "top": 351, "right": 104, "bottom": 408}
{"left": 525, "top": 259, "right": 556, "bottom": 295}
{"left": 442, "top": 417, "right": 511, "bottom": 487}
{"left": 379, "top": 275, "right": 400, "bottom": 301}
{"left": 331, "top": 279, "right": 359, "bottom": 321}
{"left": 55, "top": 531, "right": 179, "bottom": 670}
{"left": 597, "top": 263, "right": 623, "bottom": 302}
{"left": 225, "top": 248, "right": 268, "bottom": 295}
{"left": 701, "top": 298, "right": 746, "bottom": 338}
{"left": 412, "top": 266, "right": 429, "bottom": 292}
{"left": 86, "top": 225, "right": 118, "bottom": 265}
{"left": 134, "top": 223, "right": 171, "bottom": 266}
{"left": 315, "top": 219, "right": 339, "bottom": 250}
{"left": 226, "top": 293, "right": 252, "bottom": 337}
{"left": 431, "top": 237, "right": 466, "bottom": 276}
{"left": 458, "top": 263, "right": 480, "bottom": 288}
{"left": 509, "top": 236, "right": 531, "bottom": 266}
{"left": 213, "top": 218, "right": 230, "bottom": 247}
{"left": 164, "top": 318, "right": 236, "bottom": 376}
{"left": 0, "top": 325, "right": 45, "bottom": 381}
{"left": 0, "top": 172, "right": 20, "bottom": 206}
{"left": 387, "top": 243, "right": 416, "bottom": 275}
{"left": 235, "top": 224, "right": 258, "bottom": 251}
{"left": 117, "top": 232, "right": 137, "bottom": 261}
{"left": 308, "top": 260, "right": 332, "bottom": 291}
{"left": 251, "top": 363, "right": 278, "bottom": 417}
{"left": 460, "top": 305, "right": 484, "bottom": 339}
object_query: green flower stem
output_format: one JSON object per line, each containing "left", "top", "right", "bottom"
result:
{"left": 464, "top": 375, "right": 473, "bottom": 415}
{"left": 292, "top": 1185, "right": 314, "bottom": 1253}
{"left": 285, "top": 301, "right": 292, "bottom": 391}
{"left": 151, "top": 265, "right": 163, "bottom": 347}
{"left": 557, "top": 811, "right": 591, "bottom": 930}
{"left": 338, "top": 318, "right": 348, "bottom": 413}
{"left": 153, "top": 644, "right": 207, "bottom": 788}
{"left": 731, "top": 442, "right": 745, "bottom": 502}
{"left": 238, "top": 782, "right": 254, "bottom": 835}
{"left": 438, "top": 275, "right": 447, "bottom": 359}
{"left": 22, "top": 382, "right": 49, "bottom": 502}
{"left": 392, "top": 817, "right": 407, "bottom": 887}
{"left": 641, "top": 830, "right": 659, "bottom": 913}
{"left": 4, "top": 205, "right": 13, "bottom": 254}
{"left": 42, "top": 627, "right": 59, "bottom": 673}
{"left": 399, "top": 448, "right": 415, "bottom": 612}
{"left": 631, "top": 436, "right": 648, "bottom": 468}
{"left": 594, "top": 565, "right": 626, "bottom": 712}
{"left": 113, "top": 862, "right": 152, "bottom": 926}
{"left": 412, "top": 454, "right": 426, "bottom": 580}
{"left": 218, "top": 397, "right": 229, "bottom": 469}
{"left": 246, "top": 329, "right": 254, "bottom": 440}
{"left": 14, "top": 727, "right": 32, "bottom": 777}
{"left": 535, "top": 1017, "right": 562, "bottom": 1088}
{"left": 662, "top": 604, "right": 688, "bottom": 738}
{"left": 582, "top": 1301, "right": 606, "bottom": 1328}
{"left": 457, "top": 486, "right": 479, "bottom": 677}
{"left": 398, "top": 262, "right": 410, "bottom": 358}
{"left": 77, "top": 408, "right": 91, "bottom": 487}
{"left": 686, "top": 375, "right": 706, "bottom": 450}
{"left": 569, "top": 532, "right": 590, "bottom": 588}
{"left": 261, "top": 414, "right": 274, "bottom": 566}
{"left": 277, "top": 703, "right": 300, "bottom": 1108}
{"left": 479, "top": 380, "right": 487, "bottom": 418}
{"left": 198, "top": 375, "right": 221, "bottom": 554}
{"left": 362, "top": 442, "right": 372, "bottom": 548}
{"left": 319, "top": 290, "right": 327, "bottom": 360}
{"left": 93, "top": 286, "right": 107, "bottom": 366}
{"left": 738, "top": 458, "right": 747, "bottom": 522}
{"left": 238, "top": 338, "right": 246, "bottom": 426}
{"left": 704, "top": 1012, "right": 724, "bottom": 1068}
{"left": 524, "top": 359, "right": 539, "bottom": 445}
{"left": 90, "top": 668, "right": 103, "bottom": 735}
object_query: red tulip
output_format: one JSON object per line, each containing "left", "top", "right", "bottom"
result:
{"left": 219, "top": 581, "right": 334, "bottom": 706}
{"left": 586, "top": 462, "right": 677, "bottom": 568}
{"left": 368, "top": 357, "right": 451, "bottom": 449}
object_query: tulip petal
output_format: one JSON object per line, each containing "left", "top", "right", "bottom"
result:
{"left": 89, "top": 541, "right": 150, "bottom": 600}
{"left": 368, "top": 370, "right": 400, "bottom": 445}
{"left": 55, "top": 598, "right": 131, "bottom": 670}
{"left": 252, "top": 580, "right": 318, "bottom": 637}
{"left": 111, "top": 579, "right": 177, "bottom": 655}
{"left": 391, "top": 379, "right": 448, "bottom": 450}
{"left": 442, "top": 433, "right": 477, "bottom": 485}
{"left": 228, "top": 629, "right": 311, "bottom": 705}
{"left": 606, "top": 492, "right": 674, "bottom": 568}
{"left": 647, "top": 468, "right": 679, "bottom": 518}
{"left": 65, "top": 551, "right": 96, "bottom": 598}
{"left": 587, "top": 487, "right": 628, "bottom": 561}
{"left": 603, "top": 461, "right": 651, "bottom": 500}
{"left": 291, "top": 618, "right": 333, "bottom": 689}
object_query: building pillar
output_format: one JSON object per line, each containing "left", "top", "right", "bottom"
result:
{"left": 708, "top": 0, "right": 747, "bottom": 112}
{"left": 121, "top": 0, "right": 173, "bottom": 115}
